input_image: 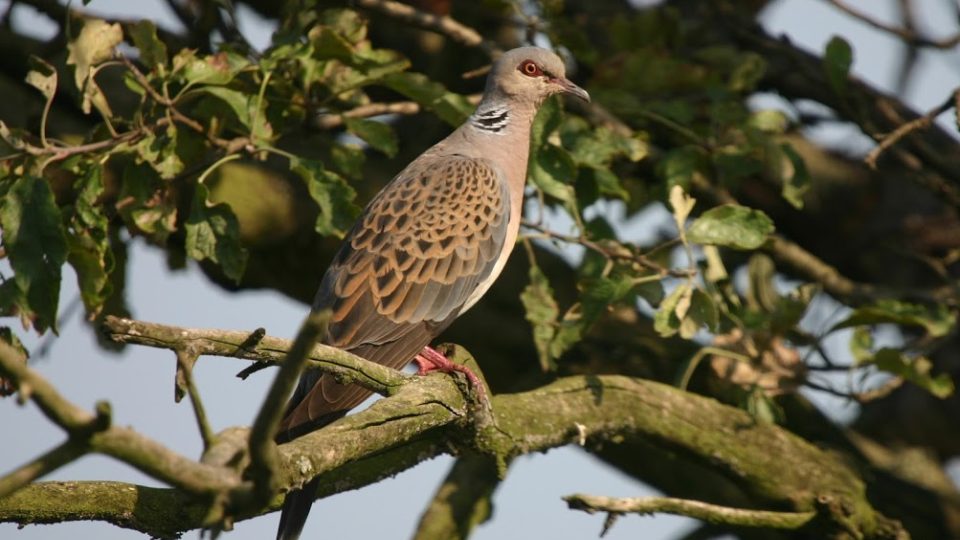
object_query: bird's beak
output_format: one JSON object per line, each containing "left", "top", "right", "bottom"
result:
{"left": 555, "top": 77, "right": 590, "bottom": 102}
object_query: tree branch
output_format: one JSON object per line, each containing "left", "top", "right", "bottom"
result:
{"left": 353, "top": 0, "right": 497, "bottom": 55}
{"left": 246, "top": 310, "right": 328, "bottom": 508}
{"left": 865, "top": 88, "right": 960, "bottom": 169}
{"left": 825, "top": 0, "right": 960, "bottom": 49}
{"left": 0, "top": 440, "right": 87, "bottom": 499}
{"left": 100, "top": 315, "right": 408, "bottom": 395}
{"left": 564, "top": 494, "right": 816, "bottom": 532}
{"left": 1, "top": 367, "right": 905, "bottom": 537}
{"left": 412, "top": 454, "right": 500, "bottom": 540}
{"left": 0, "top": 341, "right": 241, "bottom": 499}
{"left": 174, "top": 348, "right": 214, "bottom": 450}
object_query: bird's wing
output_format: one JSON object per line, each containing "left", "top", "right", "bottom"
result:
{"left": 277, "top": 154, "right": 510, "bottom": 437}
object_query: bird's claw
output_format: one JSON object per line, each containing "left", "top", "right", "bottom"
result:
{"left": 414, "top": 345, "right": 487, "bottom": 400}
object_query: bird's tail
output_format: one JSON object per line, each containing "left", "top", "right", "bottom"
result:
{"left": 276, "top": 477, "right": 322, "bottom": 540}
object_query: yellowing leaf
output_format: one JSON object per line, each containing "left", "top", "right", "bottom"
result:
{"left": 669, "top": 184, "right": 695, "bottom": 230}
{"left": 66, "top": 19, "right": 121, "bottom": 116}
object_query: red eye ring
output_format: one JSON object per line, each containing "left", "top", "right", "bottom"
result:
{"left": 519, "top": 60, "right": 542, "bottom": 77}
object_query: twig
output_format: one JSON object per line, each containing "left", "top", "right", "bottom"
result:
{"left": 0, "top": 342, "right": 101, "bottom": 433}
{"left": 865, "top": 88, "right": 960, "bottom": 169}
{"left": 563, "top": 494, "right": 816, "bottom": 531}
{"left": 310, "top": 101, "right": 422, "bottom": 130}
{"left": 804, "top": 376, "right": 904, "bottom": 404}
{"left": 120, "top": 55, "right": 252, "bottom": 153}
{"left": 101, "top": 315, "right": 408, "bottom": 395}
{"left": 0, "top": 439, "right": 88, "bottom": 499}
{"left": 246, "top": 310, "right": 329, "bottom": 507}
{"left": 521, "top": 220, "right": 694, "bottom": 279}
{"left": 826, "top": 0, "right": 960, "bottom": 49}
{"left": 353, "top": 0, "right": 497, "bottom": 55}
{"left": 175, "top": 349, "right": 215, "bottom": 451}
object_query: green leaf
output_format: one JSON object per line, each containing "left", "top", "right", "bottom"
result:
{"left": 769, "top": 283, "right": 817, "bottom": 334}
{"left": 67, "top": 165, "right": 113, "bottom": 316}
{"left": 743, "top": 386, "right": 784, "bottom": 424}
{"left": 636, "top": 279, "right": 665, "bottom": 307}
{"left": 688, "top": 288, "right": 719, "bottom": 333}
{"left": 130, "top": 20, "right": 168, "bottom": 69}
{"left": 872, "top": 348, "right": 954, "bottom": 399}
{"left": 118, "top": 164, "right": 177, "bottom": 241}
{"left": 567, "top": 126, "right": 648, "bottom": 169}
{"left": 174, "top": 50, "right": 249, "bottom": 86}
{"left": 728, "top": 52, "right": 766, "bottom": 93}
{"left": 382, "top": 72, "right": 473, "bottom": 126}
{"left": 312, "top": 26, "right": 355, "bottom": 61}
{"left": 290, "top": 158, "right": 360, "bottom": 237}
{"left": 201, "top": 87, "right": 272, "bottom": 138}
{"left": 344, "top": 117, "right": 398, "bottom": 157}
{"left": 585, "top": 166, "right": 629, "bottom": 201}
{"left": 849, "top": 327, "right": 873, "bottom": 364}
{"left": 654, "top": 282, "right": 690, "bottom": 338}
{"left": 580, "top": 275, "right": 636, "bottom": 326}
{"left": 531, "top": 96, "right": 563, "bottom": 145}
{"left": 831, "top": 299, "right": 956, "bottom": 338}
{"left": 778, "top": 143, "right": 810, "bottom": 210}
{"left": 659, "top": 146, "right": 702, "bottom": 191}
{"left": 520, "top": 263, "right": 560, "bottom": 371}
{"left": 749, "top": 110, "right": 789, "bottom": 134}
{"left": 549, "top": 319, "right": 583, "bottom": 362}
{"left": 687, "top": 205, "right": 774, "bottom": 250}
{"left": 329, "top": 143, "right": 366, "bottom": 180}
{"left": 319, "top": 8, "right": 367, "bottom": 44}
{"left": 824, "top": 36, "right": 853, "bottom": 97}
{"left": 529, "top": 144, "right": 578, "bottom": 208}
{"left": 185, "top": 183, "right": 249, "bottom": 283}
{"left": 0, "top": 176, "right": 67, "bottom": 333}
{"left": 135, "top": 125, "right": 184, "bottom": 179}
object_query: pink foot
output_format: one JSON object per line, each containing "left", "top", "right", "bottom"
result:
{"left": 414, "top": 345, "right": 486, "bottom": 398}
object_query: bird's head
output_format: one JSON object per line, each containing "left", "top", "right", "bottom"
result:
{"left": 485, "top": 46, "right": 590, "bottom": 106}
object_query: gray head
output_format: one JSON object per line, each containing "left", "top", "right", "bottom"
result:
{"left": 483, "top": 46, "right": 590, "bottom": 106}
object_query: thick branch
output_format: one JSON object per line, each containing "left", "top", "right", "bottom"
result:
{"left": 412, "top": 455, "right": 500, "bottom": 540}
{"left": 2, "top": 367, "right": 904, "bottom": 538}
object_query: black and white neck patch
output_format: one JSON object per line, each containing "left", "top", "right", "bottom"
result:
{"left": 470, "top": 107, "right": 510, "bottom": 134}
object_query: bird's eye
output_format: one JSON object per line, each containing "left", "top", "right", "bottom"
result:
{"left": 519, "top": 60, "right": 542, "bottom": 77}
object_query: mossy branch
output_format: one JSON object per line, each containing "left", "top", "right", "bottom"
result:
{"left": 1, "top": 319, "right": 906, "bottom": 539}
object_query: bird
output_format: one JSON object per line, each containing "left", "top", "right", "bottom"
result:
{"left": 275, "top": 46, "right": 590, "bottom": 540}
